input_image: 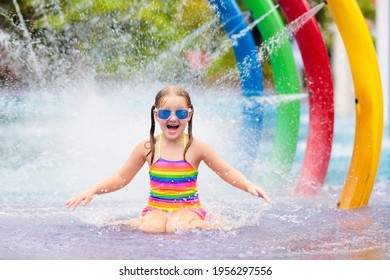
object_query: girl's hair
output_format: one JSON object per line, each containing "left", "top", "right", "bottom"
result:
{"left": 148, "top": 85, "right": 194, "bottom": 164}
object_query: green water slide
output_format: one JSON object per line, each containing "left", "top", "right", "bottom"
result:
{"left": 243, "top": 0, "right": 301, "bottom": 184}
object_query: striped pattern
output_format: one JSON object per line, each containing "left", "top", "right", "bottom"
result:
{"left": 144, "top": 158, "right": 204, "bottom": 216}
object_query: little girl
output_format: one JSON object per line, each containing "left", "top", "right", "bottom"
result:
{"left": 66, "top": 85, "right": 270, "bottom": 233}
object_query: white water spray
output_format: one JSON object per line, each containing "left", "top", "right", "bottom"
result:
{"left": 12, "top": 0, "right": 43, "bottom": 85}
{"left": 230, "top": 4, "right": 280, "bottom": 45}
{"left": 257, "top": 2, "right": 325, "bottom": 62}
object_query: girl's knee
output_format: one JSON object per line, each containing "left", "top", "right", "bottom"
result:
{"left": 166, "top": 209, "right": 202, "bottom": 232}
{"left": 139, "top": 210, "right": 167, "bottom": 233}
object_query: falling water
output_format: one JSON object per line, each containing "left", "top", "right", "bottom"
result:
{"left": 144, "top": 17, "right": 220, "bottom": 81}
{"left": 230, "top": 4, "right": 280, "bottom": 45}
{"left": 0, "top": 1, "right": 389, "bottom": 261}
{"left": 170, "top": 18, "right": 219, "bottom": 53}
{"left": 207, "top": 1, "right": 324, "bottom": 67}
{"left": 258, "top": 2, "right": 325, "bottom": 62}
{"left": 252, "top": 93, "right": 309, "bottom": 106}
{"left": 11, "top": 0, "right": 42, "bottom": 85}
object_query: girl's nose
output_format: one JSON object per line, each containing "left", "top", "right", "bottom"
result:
{"left": 168, "top": 112, "right": 179, "bottom": 120}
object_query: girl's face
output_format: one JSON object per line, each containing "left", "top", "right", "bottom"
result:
{"left": 154, "top": 95, "right": 192, "bottom": 141}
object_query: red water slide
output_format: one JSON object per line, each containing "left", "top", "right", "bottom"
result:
{"left": 278, "top": 0, "right": 334, "bottom": 195}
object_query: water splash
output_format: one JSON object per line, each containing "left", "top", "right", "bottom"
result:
{"left": 0, "top": 82, "right": 389, "bottom": 259}
{"left": 0, "top": 1, "right": 324, "bottom": 88}
{"left": 205, "top": 2, "right": 324, "bottom": 81}
{"left": 171, "top": 18, "right": 219, "bottom": 54}
{"left": 11, "top": 0, "right": 42, "bottom": 85}
{"left": 144, "top": 17, "right": 220, "bottom": 82}
{"left": 230, "top": 4, "right": 280, "bottom": 46}
{"left": 0, "top": 2, "right": 85, "bottom": 88}
{"left": 258, "top": 2, "right": 325, "bottom": 62}
{"left": 251, "top": 92, "right": 309, "bottom": 106}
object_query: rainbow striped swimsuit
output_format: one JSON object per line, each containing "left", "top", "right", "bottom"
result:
{"left": 142, "top": 135, "right": 206, "bottom": 219}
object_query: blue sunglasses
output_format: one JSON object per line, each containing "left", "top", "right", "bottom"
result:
{"left": 155, "top": 108, "right": 190, "bottom": 120}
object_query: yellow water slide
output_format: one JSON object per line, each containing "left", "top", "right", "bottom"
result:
{"left": 327, "top": 0, "right": 383, "bottom": 209}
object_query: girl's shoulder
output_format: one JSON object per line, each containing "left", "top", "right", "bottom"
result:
{"left": 189, "top": 136, "right": 203, "bottom": 147}
{"left": 189, "top": 137, "right": 214, "bottom": 154}
{"left": 189, "top": 137, "right": 223, "bottom": 165}
{"left": 133, "top": 138, "right": 153, "bottom": 156}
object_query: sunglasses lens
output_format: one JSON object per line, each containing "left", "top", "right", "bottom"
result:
{"left": 157, "top": 109, "right": 171, "bottom": 119}
{"left": 175, "top": 109, "right": 189, "bottom": 119}
{"left": 157, "top": 109, "right": 189, "bottom": 119}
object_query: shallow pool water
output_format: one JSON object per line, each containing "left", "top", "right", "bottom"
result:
{"left": 0, "top": 82, "right": 389, "bottom": 260}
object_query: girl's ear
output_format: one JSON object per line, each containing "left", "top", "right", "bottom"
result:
{"left": 188, "top": 105, "right": 193, "bottom": 121}
{"left": 153, "top": 109, "right": 157, "bottom": 119}
{"left": 188, "top": 110, "right": 193, "bottom": 121}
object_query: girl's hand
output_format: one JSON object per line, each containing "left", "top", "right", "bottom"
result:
{"left": 65, "top": 189, "right": 96, "bottom": 210}
{"left": 247, "top": 184, "right": 271, "bottom": 203}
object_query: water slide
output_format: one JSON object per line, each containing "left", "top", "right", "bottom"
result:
{"left": 278, "top": 0, "right": 334, "bottom": 195}
{"left": 326, "top": 0, "right": 383, "bottom": 209}
{"left": 243, "top": 0, "right": 301, "bottom": 184}
{"left": 376, "top": 0, "right": 389, "bottom": 131}
{"left": 208, "top": 0, "right": 264, "bottom": 167}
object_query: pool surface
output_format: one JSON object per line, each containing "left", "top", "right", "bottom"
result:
{"left": 1, "top": 82, "right": 389, "bottom": 259}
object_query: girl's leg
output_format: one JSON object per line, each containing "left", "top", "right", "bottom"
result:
{"left": 109, "top": 210, "right": 167, "bottom": 232}
{"left": 138, "top": 209, "right": 168, "bottom": 233}
{"left": 166, "top": 209, "right": 211, "bottom": 233}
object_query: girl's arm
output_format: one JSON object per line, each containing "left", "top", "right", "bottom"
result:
{"left": 65, "top": 140, "right": 148, "bottom": 210}
{"left": 198, "top": 140, "right": 271, "bottom": 203}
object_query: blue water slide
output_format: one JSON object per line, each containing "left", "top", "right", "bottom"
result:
{"left": 208, "top": 0, "right": 264, "bottom": 168}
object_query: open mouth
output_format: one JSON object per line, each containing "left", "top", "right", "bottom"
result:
{"left": 167, "top": 124, "right": 179, "bottom": 131}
